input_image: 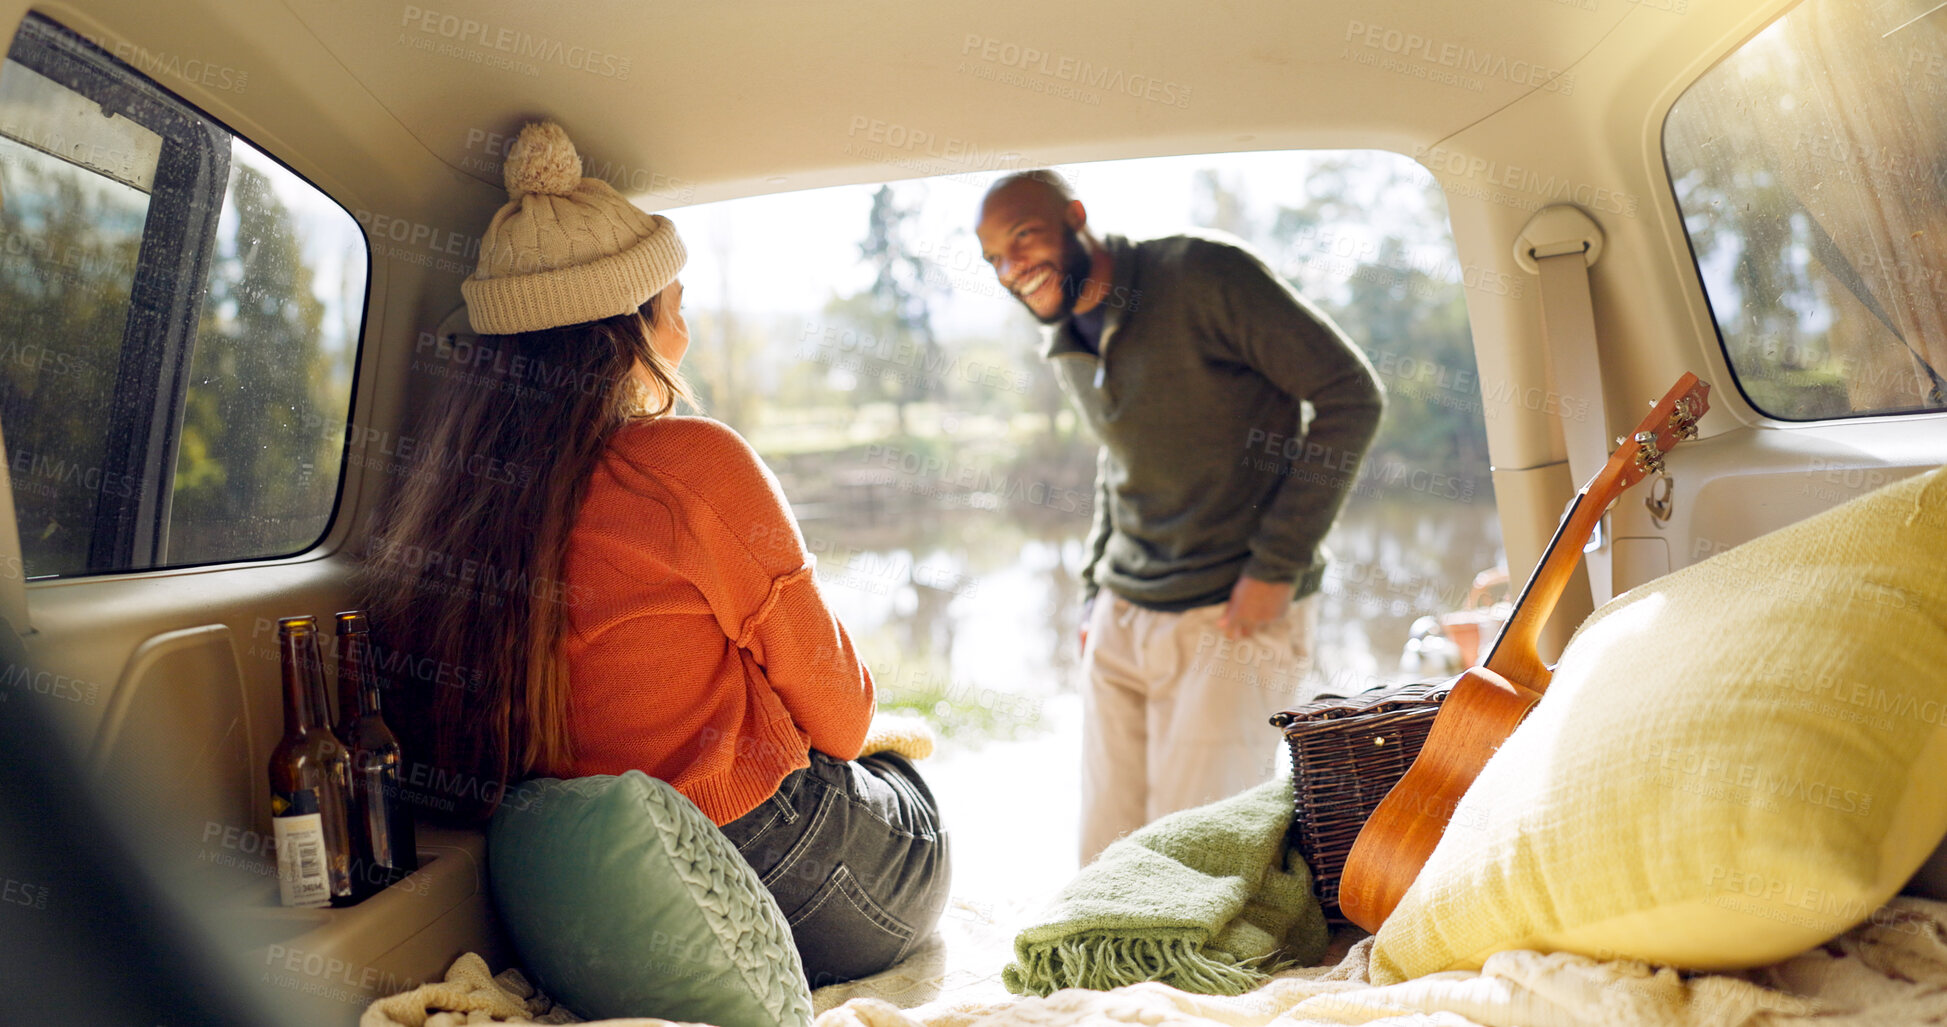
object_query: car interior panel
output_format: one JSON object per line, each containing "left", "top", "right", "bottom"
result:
{"left": 2, "top": 0, "right": 1943, "bottom": 1022}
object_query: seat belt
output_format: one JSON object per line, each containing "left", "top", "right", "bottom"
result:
{"left": 1515, "top": 205, "right": 1612, "bottom": 606}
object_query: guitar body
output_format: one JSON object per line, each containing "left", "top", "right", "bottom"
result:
{"left": 1335, "top": 373, "right": 1710, "bottom": 935}
{"left": 1337, "top": 665, "right": 1547, "bottom": 932}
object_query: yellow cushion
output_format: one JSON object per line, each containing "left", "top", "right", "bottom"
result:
{"left": 1370, "top": 466, "right": 1947, "bottom": 984}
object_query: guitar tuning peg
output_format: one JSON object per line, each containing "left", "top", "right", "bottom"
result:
{"left": 1633, "top": 431, "right": 1666, "bottom": 475}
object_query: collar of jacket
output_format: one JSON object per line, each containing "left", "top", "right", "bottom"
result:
{"left": 1039, "top": 233, "right": 1136, "bottom": 361}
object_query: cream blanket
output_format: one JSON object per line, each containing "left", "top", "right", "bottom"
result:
{"left": 358, "top": 953, "right": 594, "bottom": 1026}
{"left": 369, "top": 896, "right": 1947, "bottom": 1027}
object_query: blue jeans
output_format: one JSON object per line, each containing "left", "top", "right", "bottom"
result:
{"left": 718, "top": 750, "right": 951, "bottom": 988}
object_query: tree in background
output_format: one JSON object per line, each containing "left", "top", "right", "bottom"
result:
{"left": 0, "top": 153, "right": 144, "bottom": 575}
{"left": 684, "top": 205, "right": 763, "bottom": 432}
{"left": 0, "top": 142, "right": 353, "bottom": 575}
{"left": 1662, "top": 0, "right": 1947, "bottom": 420}
{"left": 812, "top": 287, "right": 904, "bottom": 418}
{"left": 855, "top": 184, "right": 948, "bottom": 434}
{"left": 1191, "top": 168, "right": 1253, "bottom": 240}
{"left": 170, "top": 161, "right": 344, "bottom": 564}
{"left": 1663, "top": 120, "right": 1826, "bottom": 415}
{"left": 1220, "top": 155, "right": 1490, "bottom": 485}
{"left": 754, "top": 153, "right": 1502, "bottom": 707}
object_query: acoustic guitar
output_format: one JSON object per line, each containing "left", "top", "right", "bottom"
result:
{"left": 1336, "top": 372, "right": 1710, "bottom": 933}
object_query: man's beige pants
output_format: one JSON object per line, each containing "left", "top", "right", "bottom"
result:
{"left": 1078, "top": 590, "right": 1319, "bottom": 864}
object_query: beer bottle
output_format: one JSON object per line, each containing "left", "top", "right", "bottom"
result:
{"left": 335, "top": 610, "right": 418, "bottom": 895}
{"left": 268, "top": 616, "right": 355, "bottom": 907}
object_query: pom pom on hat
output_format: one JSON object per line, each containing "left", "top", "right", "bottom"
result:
{"left": 503, "top": 121, "right": 583, "bottom": 200}
{"left": 462, "top": 120, "right": 687, "bottom": 335}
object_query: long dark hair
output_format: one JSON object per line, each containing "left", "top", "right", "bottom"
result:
{"left": 359, "top": 298, "right": 692, "bottom": 822}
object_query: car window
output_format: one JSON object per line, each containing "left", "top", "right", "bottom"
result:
{"left": 1664, "top": 0, "right": 1947, "bottom": 421}
{"left": 0, "top": 14, "right": 367, "bottom": 578}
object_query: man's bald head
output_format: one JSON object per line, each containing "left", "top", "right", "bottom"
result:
{"left": 981, "top": 169, "right": 1076, "bottom": 220}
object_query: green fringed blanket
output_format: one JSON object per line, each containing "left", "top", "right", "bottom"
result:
{"left": 1002, "top": 778, "right": 1328, "bottom": 997}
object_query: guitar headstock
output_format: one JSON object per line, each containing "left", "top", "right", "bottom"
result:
{"left": 1600, "top": 374, "right": 1711, "bottom": 494}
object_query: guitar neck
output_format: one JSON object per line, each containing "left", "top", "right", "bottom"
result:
{"left": 1480, "top": 489, "right": 1606, "bottom": 686}
{"left": 1468, "top": 373, "right": 1708, "bottom": 694}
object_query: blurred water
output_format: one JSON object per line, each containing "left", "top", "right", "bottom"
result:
{"left": 795, "top": 489, "right": 1503, "bottom": 899}
{"left": 794, "top": 488, "right": 1503, "bottom": 723}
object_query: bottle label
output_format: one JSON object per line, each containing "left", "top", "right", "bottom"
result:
{"left": 272, "top": 788, "right": 331, "bottom": 908}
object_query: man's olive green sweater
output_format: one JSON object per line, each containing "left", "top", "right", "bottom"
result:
{"left": 1049, "top": 233, "right": 1384, "bottom": 612}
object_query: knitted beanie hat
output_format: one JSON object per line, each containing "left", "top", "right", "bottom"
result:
{"left": 461, "top": 121, "right": 687, "bottom": 335}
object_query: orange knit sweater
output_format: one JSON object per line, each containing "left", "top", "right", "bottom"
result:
{"left": 559, "top": 416, "right": 874, "bottom": 824}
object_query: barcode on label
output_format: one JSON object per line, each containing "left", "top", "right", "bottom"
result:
{"left": 292, "top": 836, "right": 323, "bottom": 892}
{"left": 273, "top": 812, "right": 330, "bottom": 907}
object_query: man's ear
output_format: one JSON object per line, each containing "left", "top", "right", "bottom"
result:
{"left": 1065, "top": 198, "right": 1088, "bottom": 231}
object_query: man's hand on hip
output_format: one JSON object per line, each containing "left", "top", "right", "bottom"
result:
{"left": 1218, "top": 575, "right": 1292, "bottom": 639}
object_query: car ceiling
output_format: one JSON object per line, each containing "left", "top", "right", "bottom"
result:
{"left": 24, "top": 0, "right": 1786, "bottom": 470}
{"left": 235, "top": 0, "right": 1760, "bottom": 207}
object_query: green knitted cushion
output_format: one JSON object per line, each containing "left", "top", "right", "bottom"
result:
{"left": 487, "top": 771, "right": 812, "bottom": 1027}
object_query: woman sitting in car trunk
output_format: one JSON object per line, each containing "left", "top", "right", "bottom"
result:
{"left": 361, "top": 120, "right": 949, "bottom": 988}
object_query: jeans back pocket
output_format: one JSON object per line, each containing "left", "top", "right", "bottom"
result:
{"left": 786, "top": 862, "right": 915, "bottom": 988}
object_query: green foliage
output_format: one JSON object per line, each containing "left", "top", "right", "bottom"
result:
{"left": 752, "top": 154, "right": 1504, "bottom": 740}
{"left": 1739, "top": 363, "right": 1849, "bottom": 420}
{"left": 868, "top": 642, "right": 1048, "bottom": 744}
{"left": 1664, "top": 8, "right": 1947, "bottom": 419}
{"left": 819, "top": 184, "right": 954, "bottom": 431}
{"left": 1247, "top": 157, "right": 1490, "bottom": 476}
{"left": 0, "top": 137, "right": 353, "bottom": 574}
{"left": 168, "top": 161, "right": 346, "bottom": 564}
{"left": 0, "top": 146, "right": 146, "bottom": 575}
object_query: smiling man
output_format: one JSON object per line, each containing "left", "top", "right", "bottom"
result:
{"left": 975, "top": 170, "right": 1384, "bottom": 862}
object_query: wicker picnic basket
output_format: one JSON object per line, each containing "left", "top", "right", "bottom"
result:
{"left": 1270, "top": 680, "right": 1451, "bottom": 927}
